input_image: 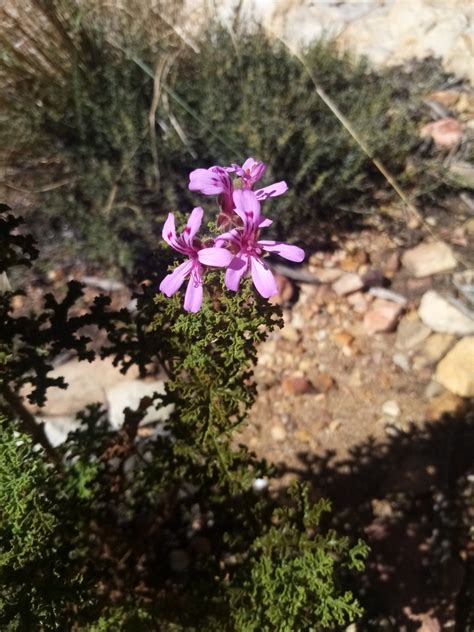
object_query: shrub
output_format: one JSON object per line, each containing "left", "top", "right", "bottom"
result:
{"left": 0, "top": 204, "right": 369, "bottom": 629}
{"left": 1, "top": 1, "right": 424, "bottom": 272}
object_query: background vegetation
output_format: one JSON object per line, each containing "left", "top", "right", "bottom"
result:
{"left": 0, "top": 0, "right": 448, "bottom": 275}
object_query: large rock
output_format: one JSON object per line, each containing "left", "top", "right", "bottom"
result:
{"left": 25, "top": 357, "right": 139, "bottom": 416}
{"left": 435, "top": 337, "right": 474, "bottom": 397}
{"left": 106, "top": 379, "right": 173, "bottom": 429}
{"left": 395, "top": 313, "right": 431, "bottom": 351}
{"left": 401, "top": 241, "right": 457, "bottom": 278}
{"left": 418, "top": 291, "right": 474, "bottom": 335}
{"left": 412, "top": 332, "right": 456, "bottom": 370}
{"left": 40, "top": 415, "right": 82, "bottom": 447}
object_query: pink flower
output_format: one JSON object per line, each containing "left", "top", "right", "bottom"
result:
{"left": 188, "top": 159, "right": 288, "bottom": 228}
{"left": 228, "top": 157, "right": 288, "bottom": 201}
{"left": 159, "top": 207, "right": 232, "bottom": 312}
{"left": 188, "top": 166, "right": 234, "bottom": 227}
{"left": 217, "top": 190, "right": 304, "bottom": 298}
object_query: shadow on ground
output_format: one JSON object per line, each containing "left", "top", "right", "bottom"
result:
{"left": 278, "top": 404, "right": 474, "bottom": 631}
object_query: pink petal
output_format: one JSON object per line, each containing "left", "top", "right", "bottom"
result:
{"left": 184, "top": 276, "right": 203, "bottom": 312}
{"left": 159, "top": 259, "right": 193, "bottom": 296}
{"left": 188, "top": 168, "right": 227, "bottom": 195}
{"left": 242, "top": 158, "right": 256, "bottom": 172}
{"left": 182, "top": 207, "right": 203, "bottom": 246}
{"left": 198, "top": 247, "right": 232, "bottom": 267}
{"left": 250, "top": 257, "right": 278, "bottom": 298}
{"left": 225, "top": 256, "right": 248, "bottom": 292}
{"left": 214, "top": 228, "right": 240, "bottom": 247}
{"left": 162, "top": 213, "right": 177, "bottom": 247}
{"left": 233, "top": 189, "right": 261, "bottom": 228}
{"left": 255, "top": 181, "right": 288, "bottom": 200}
{"left": 258, "top": 241, "right": 305, "bottom": 262}
{"left": 258, "top": 217, "right": 273, "bottom": 228}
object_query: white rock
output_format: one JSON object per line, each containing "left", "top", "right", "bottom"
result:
{"left": 252, "top": 477, "right": 269, "bottom": 492}
{"left": 106, "top": 379, "right": 173, "bottom": 429}
{"left": 279, "top": 323, "right": 300, "bottom": 342}
{"left": 382, "top": 400, "right": 401, "bottom": 417}
{"left": 419, "top": 291, "right": 474, "bottom": 335}
{"left": 435, "top": 337, "right": 474, "bottom": 397}
{"left": 41, "top": 415, "right": 82, "bottom": 447}
{"left": 402, "top": 241, "right": 457, "bottom": 278}
{"left": 24, "top": 357, "right": 139, "bottom": 416}
{"left": 271, "top": 424, "right": 287, "bottom": 442}
{"left": 291, "top": 311, "right": 305, "bottom": 331}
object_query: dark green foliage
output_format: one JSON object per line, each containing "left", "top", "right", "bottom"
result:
{"left": 0, "top": 210, "right": 369, "bottom": 629}
{"left": 0, "top": 418, "right": 88, "bottom": 630}
{"left": 231, "top": 485, "right": 368, "bottom": 631}
{"left": 1, "top": 1, "right": 426, "bottom": 272}
{"left": 0, "top": 207, "right": 128, "bottom": 407}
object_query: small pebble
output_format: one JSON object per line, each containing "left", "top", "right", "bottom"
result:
{"left": 381, "top": 400, "right": 401, "bottom": 417}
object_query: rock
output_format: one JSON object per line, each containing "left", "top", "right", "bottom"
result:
{"left": 340, "top": 249, "right": 369, "bottom": 272}
{"left": 290, "top": 311, "right": 305, "bottom": 331}
{"left": 419, "top": 291, "right": 474, "bottom": 335}
{"left": 81, "top": 276, "right": 126, "bottom": 292}
{"left": 465, "top": 217, "right": 474, "bottom": 237}
{"left": 0, "top": 272, "right": 11, "bottom": 292}
{"left": 426, "top": 391, "right": 466, "bottom": 421}
{"left": 447, "top": 161, "right": 474, "bottom": 189}
{"left": 332, "top": 272, "right": 364, "bottom": 296}
{"left": 381, "top": 400, "right": 400, "bottom": 417}
{"left": 309, "top": 372, "right": 335, "bottom": 393}
{"left": 41, "top": 415, "right": 82, "bottom": 447}
{"left": 24, "top": 357, "right": 139, "bottom": 416}
{"left": 435, "top": 337, "right": 474, "bottom": 397}
{"left": 406, "top": 277, "right": 433, "bottom": 294}
{"left": 395, "top": 314, "right": 431, "bottom": 351}
{"left": 281, "top": 376, "right": 312, "bottom": 396}
{"left": 371, "top": 498, "right": 394, "bottom": 519}
{"left": 106, "top": 379, "right": 173, "bottom": 429}
{"left": 427, "top": 90, "right": 459, "bottom": 109}
{"left": 332, "top": 330, "right": 354, "bottom": 348}
{"left": 327, "top": 419, "right": 342, "bottom": 433}
{"left": 311, "top": 268, "right": 343, "bottom": 284}
{"left": 412, "top": 332, "right": 456, "bottom": 370}
{"left": 279, "top": 323, "right": 300, "bottom": 342}
{"left": 424, "top": 380, "right": 445, "bottom": 400}
{"left": 363, "top": 299, "right": 404, "bottom": 334}
{"left": 252, "top": 477, "right": 268, "bottom": 492}
{"left": 270, "top": 424, "right": 287, "bottom": 442}
{"left": 346, "top": 291, "right": 371, "bottom": 313}
{"left": 401, "top": 241, "right": 457, "bottom": 278}
{"left": 453, "top": 269, "right": 474, "bottom": 306}
{"left": 392, "top": 352, "right": 410, "bottom": 372}
{"left": 420, "top": 117, "right": 463, "bottom": 149}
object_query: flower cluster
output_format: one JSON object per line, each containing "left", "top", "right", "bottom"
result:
{"left": 160, "top": 158, "right": 305, "bottom": 312}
